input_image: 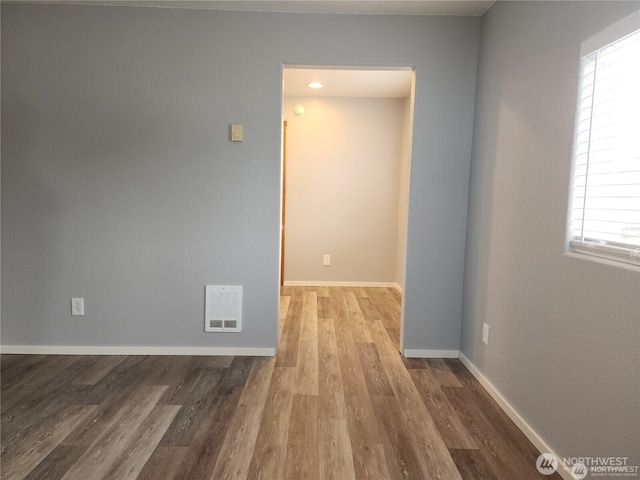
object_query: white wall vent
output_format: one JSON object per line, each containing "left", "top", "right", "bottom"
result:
{"left": 205, "top": 285, "right": 242, "bottom": 332}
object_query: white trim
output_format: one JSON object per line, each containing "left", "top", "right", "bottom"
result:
{"left": 569, "top": 240, "right": 640, "bottom": 268}
{"left": 283, "top": 281, "right": 401, "bottom": 289}
{"left": 458, "top": 353, "right": 574, "bottom": 480}
{"left": 0, "top": 345, "right": 276, "bottom": 356}
{"left": 565, "top": 251, "right": 640, "bottom": 272}
{"left": 403, "top": 349, "right": 459, "bottom": 358}
{"left": 284, "top": 281, "right": 401, "bottom": 290}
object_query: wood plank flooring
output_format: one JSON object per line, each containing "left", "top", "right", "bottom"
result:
{"left": 1, "top": 286, "right": 560, "bottom": 480}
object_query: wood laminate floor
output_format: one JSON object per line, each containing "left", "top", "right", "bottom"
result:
{"left": 1, "top": 286, "right": 560, "bottom": 480}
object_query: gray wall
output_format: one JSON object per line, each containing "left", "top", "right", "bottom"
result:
{"left": 463, "top": 1, "right": 639, "bottom": 464}
{"left": 1, "top": 4, "right": 479, "bottom": 350}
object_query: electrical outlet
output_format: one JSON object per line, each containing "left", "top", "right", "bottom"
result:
{"left": 323, "top": 254, "right": 331, "bottom": 266}
{"left": 482, "top": 323, "right": 490, "bottom": 346}
{"left": 71, "top": 298, "right": 84, "bottom": 316}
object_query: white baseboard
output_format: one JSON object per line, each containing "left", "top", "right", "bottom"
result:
{"left": 283, "top": 281, "right": 401, "bottom": 291}
{"left": 458, "top": 352, "right": 573, "bottom": 480}
{"left": 403, "top": 349, "right": 459, "bottom": 358}
{"left": 0, "top": 345, "right": 276, "bottom": 356}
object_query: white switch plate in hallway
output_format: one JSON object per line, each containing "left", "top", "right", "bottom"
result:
{"left": 482, "top": 323, "right": 490, "bottom": 345}
{"left": 323, "top": 254, "right": 331, "bottom": 266}
{"left": 71, "top": 298, "right": 85, "bottom": 316}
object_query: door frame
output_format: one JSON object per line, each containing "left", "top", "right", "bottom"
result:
{"left": 278, "top": 64, "right": 416, "bottom": 356}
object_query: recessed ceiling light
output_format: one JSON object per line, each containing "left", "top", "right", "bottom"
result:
{"left": 307, "top": 82, "right": 324, "bottom": 89}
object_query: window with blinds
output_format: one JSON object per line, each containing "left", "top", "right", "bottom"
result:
{"left": 569, "top": 26, "right": 640, "bottom": 266}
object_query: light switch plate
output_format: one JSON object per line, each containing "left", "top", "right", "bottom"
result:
{"left": 231, "top": 124, "right": 243, "bottom": 142}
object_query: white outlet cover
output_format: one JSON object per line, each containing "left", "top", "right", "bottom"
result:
{"left": 482, "top": 323, "right": 490, "bottom": 346}
{"left": 71, "top": 298, "right": 85, "bottom": 316}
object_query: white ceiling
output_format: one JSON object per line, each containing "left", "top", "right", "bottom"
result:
{"left": 284, "top": 67, "right": 414, "bottom": 98}
{"left": 3, "top": 0, "right": 495, "bottom": 17}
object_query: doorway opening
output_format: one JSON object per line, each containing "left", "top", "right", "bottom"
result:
{"left": 279, "top": 65, "right": 416, "bottom": 354}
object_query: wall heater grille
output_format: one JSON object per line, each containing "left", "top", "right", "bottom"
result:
{"left": 205, "top": 285, "right": 242, "bottom": 332}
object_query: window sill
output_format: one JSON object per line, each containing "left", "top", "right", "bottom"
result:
{"left": 566, "top": 244, "right": 640, "bottom": 271}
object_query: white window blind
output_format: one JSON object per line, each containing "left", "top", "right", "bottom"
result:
{"left": 569, "top": 27, "right": 640, "bottom": 266}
